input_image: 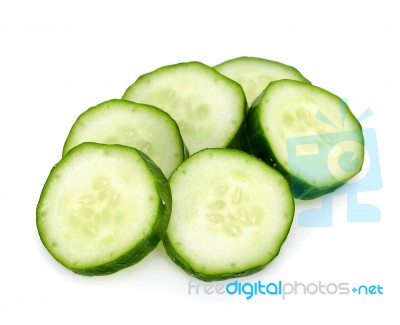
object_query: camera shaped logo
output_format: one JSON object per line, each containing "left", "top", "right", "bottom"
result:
{"left": 286, "top": 107, "right": 382, "bottom": 227}
{"left": 287, "top": 130, "right": 364, "bottom": 187}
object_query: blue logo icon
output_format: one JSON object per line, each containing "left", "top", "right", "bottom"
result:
{"left": 287, "top": 105, "right": 382, "bottom": 227}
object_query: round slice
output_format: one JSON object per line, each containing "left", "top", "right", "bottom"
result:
{"left": 37, "top": 143, "right": 172, "bottom": 275}
{"left": 215, "top": 56, "right": 310, "bottom": 108}
{"left": 163, "top": 148, "right": 294, "bottom": 281}
{"left": 122, "top": 62, "right": 246, "bottom": 154}
{"left": 246, "top": 79, "right": 364, "bottom": 199}
{"left": 63, "top": 99, "right": 187, "bottom": 178}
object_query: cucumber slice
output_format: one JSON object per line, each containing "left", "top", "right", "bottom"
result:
{"left": 36, "top": 143, "right": 171, "bottom": 275}
{"left": 246, "top": 79, "right": 364, "bottom": 199}
{"left": 122, "top": 62, "right": 246, "bottom": 154}
{"left": 163, "top": 148, "right": 294, "bottom": 281}
{"left": 63, "top": 99, "right": 187, "bottom": 178}
{"left": 215, "top": 57, "right": 310, "bottom": 108}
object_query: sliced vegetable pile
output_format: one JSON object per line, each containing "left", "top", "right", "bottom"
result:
{"left": 37, "top": 57, "right": 364, "bottom": 279}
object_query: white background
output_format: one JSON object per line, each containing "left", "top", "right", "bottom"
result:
{"left": 1, "top": 0, "right": 399, "bottom": 323}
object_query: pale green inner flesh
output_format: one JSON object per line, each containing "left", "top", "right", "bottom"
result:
{"left": 64, "top": 101, "right": 183, "bottom": 178}
{"left": 123, "top": 64, "right": 244, "bottom": 154}
{"left": 38, "top": 147, "right": 158, "bottom": 268}
{"left": 167, "top": 151, "right": 293, "bottom": 274}
{"left": 261, "top": 81, "right": 364, "bottom": 185}
{"left": 215, "top": 58, "right": 309, "bottom": 108}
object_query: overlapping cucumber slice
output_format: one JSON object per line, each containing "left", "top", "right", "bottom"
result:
{"left": 215, "top": 57, "right": 310, "bottom": 108}
{"left": 123, "top": 62, "right": 246, "bottom": 154}
{"left": 246, "top": 80, "right": 364, "bottom": 199}
{"left": 37, "top": 143, "right": 171, "bottom": 275}
{"left": 163, "top": 148, "right": 294, "bottom": 281}
{"left": 63, "top": 99, "right": 187, "bottom": 178}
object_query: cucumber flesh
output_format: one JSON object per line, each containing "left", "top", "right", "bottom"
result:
{"left": 163, "top": 148, "right": 294, "bottom": 281}
{"left": 246, "top": 79, "right": 364, "bottom": 199}
{"left": 63, "top": 99, "right": 187, "bottom": 178}
{"left": 36, "top": 143, "right": 171, "bottom": 275}
{"left": 215, "top": 57, "right": 310, "bottom": 108}
{"left": 122, "top": 62, "right": 246, "bottom": 154}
